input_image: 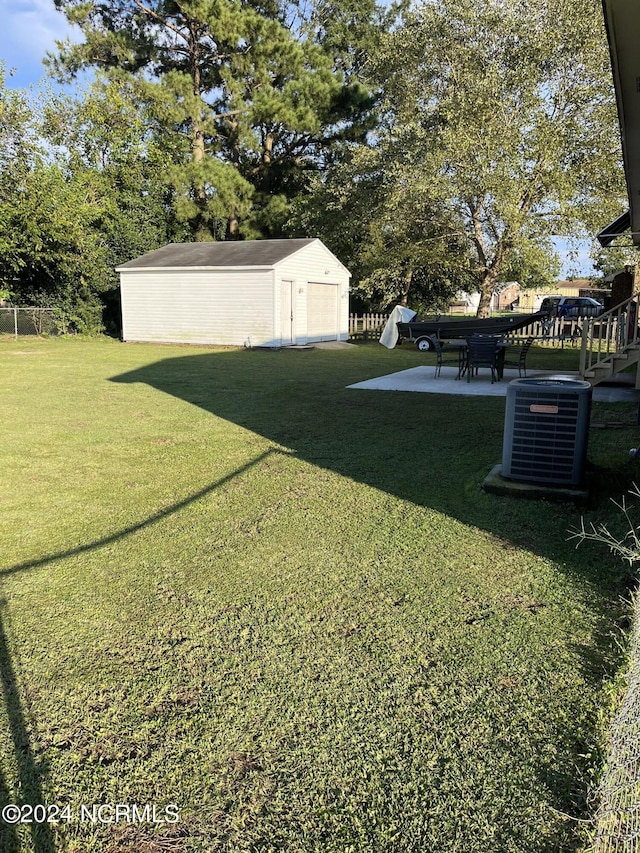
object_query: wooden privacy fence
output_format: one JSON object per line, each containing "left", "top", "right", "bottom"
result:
{"left": 348, "top": 313, "right": 584, "bottom": 344}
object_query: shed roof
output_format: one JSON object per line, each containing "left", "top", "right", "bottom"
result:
{"left": 117, "top": 238, "right": 321, "bottom": 271}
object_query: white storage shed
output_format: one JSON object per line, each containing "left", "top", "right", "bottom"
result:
{"left": 116, "top": 238, "right": 351, "bottom": 347}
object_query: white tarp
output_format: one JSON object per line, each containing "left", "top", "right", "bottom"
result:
{"left": 379, "top": 305, "right": 417, "bottom": 349}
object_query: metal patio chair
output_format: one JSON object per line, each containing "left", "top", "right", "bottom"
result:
{"left": 503, "top": 335, "right": 535, "bottom": 377}
{"left": 429, "top": 335, "right": 465, "bottom": 378}
{"left": 465, "top": 334, "right": 502, "bottom": 383}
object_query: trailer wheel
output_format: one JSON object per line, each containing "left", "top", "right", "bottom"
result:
{"left": 416, "top": 337, "right": 433, "bottom": 352}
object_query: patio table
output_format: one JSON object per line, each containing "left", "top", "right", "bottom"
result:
{"left": 446, "top": 339, "right": 510, "bottom": 380}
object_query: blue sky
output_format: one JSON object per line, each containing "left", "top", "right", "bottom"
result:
{"left": 551, "top": 237, "right": 596, "bottom": 281}
{"left": 0, "top": 0, "right": 599, "bottom": 279}
{"left": 0, "top": 0, "right": 77, "bottom": 89}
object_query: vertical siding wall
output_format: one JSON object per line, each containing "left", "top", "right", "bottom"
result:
{"left": 277, "top": 242, "right": 350, "bottom": 344}
{"left": 120, "top": 269, "right": 275, "bottom": 346}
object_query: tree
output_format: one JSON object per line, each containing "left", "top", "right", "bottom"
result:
{"left": 44, "top": 78, "right": 185, "bottom": 276}
{"left": 48, "top": 0, "right": 378, "bottom": 241}
{"left": 0, "top": 156, "right": 112, "bottom": 330}
{"left": 361, "top": 0, "right": 624, "bottom": 316}
{"left": 0, "top": 65, "right": 38, "bottom": 288}
{"left": 291, "top": 144, "right": 475, "bottom": 312}
{"left": 0, "top": 69, "right": 179, "bottom": 333}
{"left": 0, "top": 66, "right": 109, "bottom": 327}
{"left": 41, "top": 78, "right": 189, "bottom": 330}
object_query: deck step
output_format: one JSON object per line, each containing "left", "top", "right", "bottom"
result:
{"left": 581, "top": 336, "right": 640, "bottom": 385}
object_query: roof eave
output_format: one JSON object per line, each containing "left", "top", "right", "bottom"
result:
{"left": 116, "top": 264, "right": 275, "bottom": 273}
{"left": 602, "top": 0, "right": 640, "bottom": 246}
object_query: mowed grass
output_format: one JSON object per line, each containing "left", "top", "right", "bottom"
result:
{"left": 0, "top": 336, "right": 636, "bottom": 852}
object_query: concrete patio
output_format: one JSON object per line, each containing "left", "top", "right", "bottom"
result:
{"left": 347, "top": 366, "right": 640, "bottom": 403}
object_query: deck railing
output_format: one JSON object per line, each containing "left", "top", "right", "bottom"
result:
{"left": 578, "top": 293, "right": 640, "bottom": 377}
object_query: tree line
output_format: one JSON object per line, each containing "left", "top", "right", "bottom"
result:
{"left": 0, "top": 0, "right": 630, "bottom": 331}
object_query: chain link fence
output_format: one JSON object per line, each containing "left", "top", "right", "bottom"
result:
{"left": 592, "top": 591, "right": 640, "bottom": 853}
{"left": 0, "top": 307, "right": 59, "bottom": 337}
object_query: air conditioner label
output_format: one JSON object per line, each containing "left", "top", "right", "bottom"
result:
{"left": 530, "top": 404, "right": 559, "bottom": 414}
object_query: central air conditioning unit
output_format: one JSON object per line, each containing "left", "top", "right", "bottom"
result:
{"left": 502, "top": 378, "right": 592, "bottom": 487}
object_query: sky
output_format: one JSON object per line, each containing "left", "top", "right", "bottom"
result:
{"left": 552, "top": 237, "right": 596, "bottom": 282}
{"left": 0, "top": 0, "right": 600, "bottom": 280}
{"left": 0, "top": 0, "right": 77, "bottom": 89}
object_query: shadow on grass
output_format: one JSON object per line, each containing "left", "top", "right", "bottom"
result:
{"left": 106, "top": 347, "right": 631, "bottom": 584}
{"left": 4, "top": 345, "right": 629, "bottom": 632}
{"left": 4, "top": 346, "right": 626, "bottom": 591}
{"left": 0, "top": 448, "right": 281, "bottom": 852}
{"left": 0, "top": 601, "right": 54, "bottom": 853}
{"left": 2, "top": 450, "right": 276, "bottom": 579}
{"left": 0, "top": 346, "right": 631, "bottom": 850}
{"left": 105, "top": 348, "right": 632, "bottom": 692}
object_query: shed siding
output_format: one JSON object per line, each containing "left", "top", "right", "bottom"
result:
{"left": 118, "top": 239, "right": 350, "bottom": 347}
{"left": 120, "top": 270, "right": 275, "bottom": 345}
{"left": 277, "top": 242, "right": 349, "bottom": 343}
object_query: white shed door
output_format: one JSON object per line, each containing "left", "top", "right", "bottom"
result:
{"left": 307, "top": 282, "right": 339, "bottom": 341}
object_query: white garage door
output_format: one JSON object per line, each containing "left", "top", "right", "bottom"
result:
{"left": 307, "top": 282, "right": 339, "bottom": 342}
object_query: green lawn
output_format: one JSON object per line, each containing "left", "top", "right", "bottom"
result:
{"left": 0, "top": 336, "right": 637, "bottom": 852}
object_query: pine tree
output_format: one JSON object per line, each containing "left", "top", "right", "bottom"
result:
{"left": 49, "top": 0, "right": 375, "bottom": 240}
